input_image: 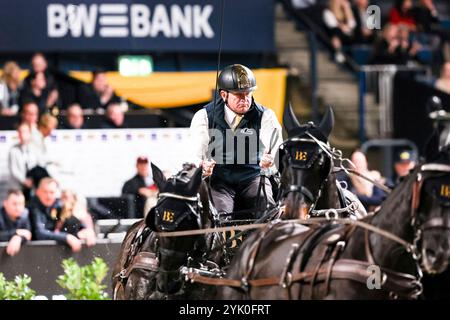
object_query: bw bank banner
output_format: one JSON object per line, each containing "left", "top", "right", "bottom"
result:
{"left": 0, "top": 0, "right": 274, "bottom": 52}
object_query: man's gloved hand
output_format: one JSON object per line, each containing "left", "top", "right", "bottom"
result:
{"left": 259, "top": 152, "right": 274, "bottom": 169}
{"left": 201, "top": 159, "right": 216, "bottom": 177}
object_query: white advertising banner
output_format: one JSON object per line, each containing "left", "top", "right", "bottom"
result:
{"left": 0, "top": 128, "right": 191, "bottom": 200}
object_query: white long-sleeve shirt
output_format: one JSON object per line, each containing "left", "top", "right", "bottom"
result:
{"left": 188, "top": 105, "right": 283, "bottom": 173}
{"left": 8, "top": 142, "right": 45, "bottom": 189}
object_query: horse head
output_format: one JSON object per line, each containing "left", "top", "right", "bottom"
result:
{"left": 416, "top": 145, "right": 450, "bottom": 275}
{"left": 145, "top": 162, "right": 205, "bottom": 294}
{"left": 276, "top": 104, "right": 335, "bottom": 219}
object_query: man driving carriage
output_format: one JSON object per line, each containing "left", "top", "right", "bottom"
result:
{"left": 189, "top": 64, "right": 283, "bottom": 221}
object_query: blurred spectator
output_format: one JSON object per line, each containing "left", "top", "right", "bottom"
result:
{"left": 291, "top": 0, "right": 316, "bottom": 9}
{"left": 20, "top": 72, "right": 58, "bottom": 115}
{"left": 122, "top": 156, "right": 158, "bottom": 218}
{"left": 60, "top": 190, "right": 96, "bottom": 246}
{"left": 340, "top": 150, "right": 387, "bottom": 211}
{"left": 8, "top": 123, "right": 46, "bottom": 200}
{"left": 61, "top": 103, "right": 86, "bottom": 129}
{"left": 371, "top": 23, "right": 420, "bottom": 64}
{"left": 29, "top": 178, "right": 88, "bottom": 252}
{"left": 32, "top": 113, "right": 58, "bottom": 156}
{"left": 351, "top": 0, "right": 375, "bottom": 44}
{"left": 78, "top": 69, "right": 121, "bottom": 113}
{"left": 412, "top": 0, "right": 439, "bottom": 34}
{"left": 0, "top": 190, "right": 31, "bottom": 257}
{"left": 389, "top": 0, "right": 416, "bottom": 31}
{"left": 411, "top": 0, "right": 443, "bottom": 69}
{"left": 101, "top": 102, "right": 127, "bottom": 129}
{"left": 323, "top": 0, "right": 356, "bottom": 63}
{"left": 435, "top": 61, "right": 450, "bottom": 94}
{"left": 393, "top": 148, "right": 417, "bottom": 180}
{"left": 0, "top": 61, "right": 23, "bottom": 116}
{"left": 24, "top": 53, "right": 57, "bottom": 93}
{"left": 20, "top": 101, "right": 40, "bottom": 145}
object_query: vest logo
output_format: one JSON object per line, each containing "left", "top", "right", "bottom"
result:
{"left": 239, "top": 128, "right": 254, "bottom": 135}
{"left": 47, "top": 3, "right": 214, "bottom": 38}
{"left": 162, "top": 210, "right": 174, "bottom": 223}
{"left": 441, "top": 185, "right": 450, "bottom": 198}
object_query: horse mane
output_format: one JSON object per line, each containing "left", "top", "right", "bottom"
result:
{"left": 370, "top": 165, "right": 420, "bottom": 233}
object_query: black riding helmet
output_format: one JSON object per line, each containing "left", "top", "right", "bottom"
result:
{"left": 218, "top": 64, "right": 257, "bottom": 93}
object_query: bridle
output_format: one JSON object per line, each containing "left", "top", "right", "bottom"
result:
{"left": 279, "top": 132, "right": 334, "bottom": 215}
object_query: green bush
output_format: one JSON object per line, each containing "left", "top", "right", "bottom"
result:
{"left": 0, "top": 273, "right": 36, "bottom": 300}
{"left": 56, "top": 257, "right": 110, "bottom": 300}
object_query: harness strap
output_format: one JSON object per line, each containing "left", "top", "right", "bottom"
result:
{"left": 186, "top": 259, "right": 422, "bottom": 299}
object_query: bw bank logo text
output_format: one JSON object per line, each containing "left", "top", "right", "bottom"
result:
{"left": 48, "top": 3, "right": 214, "bottom": 38}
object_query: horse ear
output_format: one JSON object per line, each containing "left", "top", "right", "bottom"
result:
{"left": 186, "top": 166, "right": 203, "bottom": 194}
{"left": 283, "top": 102, "right": 301, "bottom": 137}
{"left": 151, "top": 163, "right": 166, "bottom": 190}
{"left": 318, "top": 106, "right": 334, "bottom": 138}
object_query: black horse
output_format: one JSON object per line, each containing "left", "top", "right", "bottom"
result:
{"left": 112, "top": 163, "right": 221, "bottom": 299}
{"left": 277, "top": 104, "right": 366, "bottom": 220}
{"left": 419, "top": 145, "right": 450, "bottom": 299}
{"left": 217, "top": 127, "right": 450, "bottom": 300}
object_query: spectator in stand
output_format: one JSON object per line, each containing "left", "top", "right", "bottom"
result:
{"left": 122, "top": 156, "right": 158, "bottom": 218}
{"left": 387, "top": 148, "right": 418, "bottom": 187}
{"left": 24, "top": 53, "right": 57, "bottom": 94}
{"left": 435, "top": 61, "right": 450, "bottom": 94}
{"left": 60, "top": 190, "right": 96, "bottom": 246}
{"left": 8, "top": 123, "right": 46, "bottom": 200}
{"left": 351, "top": 0, "right": 376, "bottom": 44}
{"left": 20, "top": 72, "right": 58, "bottom": 115}
{"left": 61, "top": 103, "right": 86, "bottom": 129}
{"left": 20, "top": 101, "right": 40, "bottom": 137}
{"left": 0, "top": 61, "right": 23, "bottom": 116}
{"left": 411, "top": 0, "right": 444, "bottom": 70}
{"left": 32, "top": 113, "right": 58, "bottom": 156}
{"left": 371, "top": 23, "right": 421, "bottom": 65}
{"left": 78, "top": 69, "right": 121, "bottom": 113}
{"left": 323, "top": 0, "right": 356, "bottom": 64}
{"left": 23, "top": 53, "right": 59, "bottom": 113}
{"left": 340, "top": 150, "right": 387, "bottom": 211}
{"left": 29, "top": 178, "right": 94, "bottom": 252}
{"left": 413, "top": 0, "right": 439, "bottom": 34}
{"left": 389, "top": 0, "right": 417, "bottom": 31}
{"left": 397, "top": 24, "right": 422, "bottom": 61}
{"left": 101, "top": 102, "right": 127, "bottom": 129}
{"left": 0, "top": 190, "right": 31, "bottom": 257}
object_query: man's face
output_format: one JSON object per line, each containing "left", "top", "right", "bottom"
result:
{"left": 32, "top": 55, "right": 47, "bottom": 73}
{"left": 32, "top": 72, "right": 46, "bottom": 90}
{"left": 22, "top": 104, "right": 39, "bottom": 125}
{"left": 137, "top": 163, "right": 149, "bottom": 177}
{"left": 67, "top": 106, "right": 84, "bottom": 129}
{"left": 220, "top": 90, "right": 253, "bottom": 115}
{"left": 3, "top": 193, "right": 25, "bottom": 221}
{"left": 93, "top": 73, "right": 108, "bottom": 93}
{"left": 395, "top": 161, "right": 415, "bottom": 178}
{"left": 18, "top": 125, "right": 31, "bottom": 145}
{"left": 36, "top": 181, "right": 58, "bottom": 207}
